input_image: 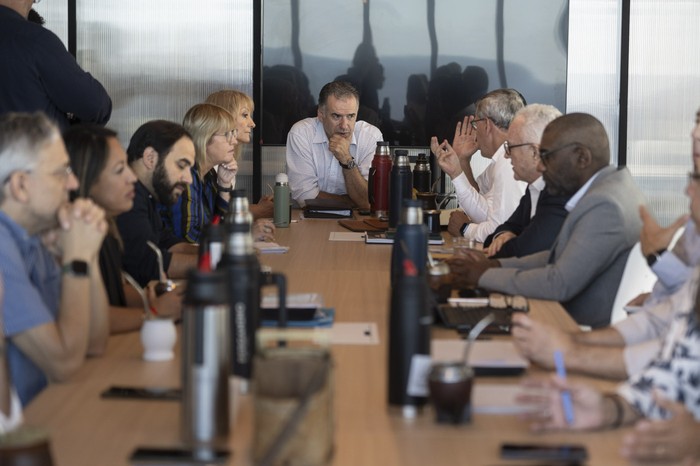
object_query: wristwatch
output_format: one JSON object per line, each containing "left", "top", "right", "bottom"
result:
{"left": 459, "top": 222, "right": 470, "bottom": 236}
{"left": 645, "top": 248, "right": 666, "bottom": 267}
{"left": 62, "top": 260, "right": 89, "bottom": 277}
{"left": 339, "top": 157, "right": 357, "bottom": 170}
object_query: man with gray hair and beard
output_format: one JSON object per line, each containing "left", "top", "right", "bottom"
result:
{"left": 0, "top": 112, "right": 109, "bottom": 406}
{"left": 431, "top": 88, "right": 527, "bottom": 242}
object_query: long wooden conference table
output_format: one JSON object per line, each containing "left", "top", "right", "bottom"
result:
{"left": 24, "top": 215, "right": 646, "bottom": 465}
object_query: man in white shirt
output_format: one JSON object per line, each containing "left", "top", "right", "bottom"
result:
{"left": 286, "top": 81, "right": 383, "bottom": 208}
{"left": 431, "top": 88, "right": 527, "bottom": 242}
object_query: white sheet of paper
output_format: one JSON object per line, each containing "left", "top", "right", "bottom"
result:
{"left": 254, "top": 242, "right": 290, "bottom": 254}
{"left": 431, "top": 339, "right": 529, "bottom": 369}
{"left": 330, "top": 322, "right": 379, "bottom": 345}
{"left": 329, "top": 232, "right": 366, "bottom": 242}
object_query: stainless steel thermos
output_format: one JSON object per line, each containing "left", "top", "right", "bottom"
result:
{"left": 273, "top": 173, "right": 290, "bottom": 227}
{"left": 181, "top": 268, "right": 231, "bottom": 452}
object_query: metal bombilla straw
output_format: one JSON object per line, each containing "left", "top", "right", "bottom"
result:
{"left": 122, "top": 271, "right": 156, "bottom": 319}
{"left": 462, "top": 313, "right": 495, "bottom": 366}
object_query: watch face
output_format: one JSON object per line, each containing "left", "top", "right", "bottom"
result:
{"left": 72, "top": 261, "right": 88, "bottom": 275}
{"left": 64, "top": 260, "right": 89, "bottom": 276}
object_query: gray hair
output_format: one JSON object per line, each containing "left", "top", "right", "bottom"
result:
{"left": 476, "top": 88, "right": 526, "bottom": 130}
{"left": 515, "top": 104, "right": 563, "bottom": 143}
{"left": 0, "top": 112, "right": 60, "bottom": 204}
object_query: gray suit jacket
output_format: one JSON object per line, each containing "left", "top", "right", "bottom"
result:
{"left": 479, "top": 166, "right": 645, "bottom": 328}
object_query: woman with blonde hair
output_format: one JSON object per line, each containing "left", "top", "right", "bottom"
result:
{"left": 162, "top": 103, "right": 274, "bottom": 243}
{"left": 206, "top": 90, "right": 274, "bottom": 219}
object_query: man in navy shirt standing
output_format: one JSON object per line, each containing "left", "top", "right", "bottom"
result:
{"left": 0, "top": 0, "right": 112, "bottom": 130}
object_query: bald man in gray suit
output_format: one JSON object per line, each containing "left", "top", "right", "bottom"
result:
{"left": 449, "top": 113, "right": 645, "bottom": 328}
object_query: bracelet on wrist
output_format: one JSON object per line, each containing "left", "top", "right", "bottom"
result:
{"left": 606, "top": 393, "right": 624, "bottom": 429}
{"left": 216, "top": 183, "right": 234, "bottom": 193}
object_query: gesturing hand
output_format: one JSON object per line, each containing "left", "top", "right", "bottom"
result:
{"left": 639, "top": 205, "right": 687, "bottom": 256}
{"left": 431, "top": 137, "right": 463, "bottom": 179}
{"left": 451, "top": 115, "right": 479, "bottom": 160}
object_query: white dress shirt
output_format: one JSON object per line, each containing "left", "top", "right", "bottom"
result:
{"left": 285, "top": 118, "right": 383, "bottom": 207}
{"left": 453, "top": 144, "right": 526, "bottom": 242}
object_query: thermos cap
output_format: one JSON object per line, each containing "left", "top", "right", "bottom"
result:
{"left": 402, "top": 199, "right": 423, "bottom": 225}
{"left": 394, "top": 150, "right": 409, "bottom": 166}
{"left": 231, "top": 189, "right": 247, "bottom": 198}
{"left": 376, "top": 141, "right": 390, "bottom": 147}
{"left": 275, "top": 173, "right": 288, "bottom": 184}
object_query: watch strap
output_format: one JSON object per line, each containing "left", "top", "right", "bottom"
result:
{"left": 339, "top": 157, "right": 356, "bottom": 169}
{"left": 645, "top": 248, "right": 667, "bottom": 267}
{"left": 62, "top": 260, "right": 89, "bottom": 277}
{"left": 460, "top": 222, "right": 470, "bottom": 236}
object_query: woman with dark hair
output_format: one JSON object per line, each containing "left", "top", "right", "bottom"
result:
{"left": 64, "top": 125, "right": 182, "bottom": 333}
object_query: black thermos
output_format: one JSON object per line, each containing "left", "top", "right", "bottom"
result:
{"left": 412, "top": 152, "right": 432, "bottom": 193}
{"left": 390, "top": 199, "right": 428, "bottom": 287}
{"left": 388, "top": 149, "right": 413, "bottom": 229}
{"left": 388, "top": 199, "right": 431, "bottom": 417}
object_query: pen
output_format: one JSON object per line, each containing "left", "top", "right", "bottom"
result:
{"left": 553, "top": 350, "right": 575, "bottom": 426}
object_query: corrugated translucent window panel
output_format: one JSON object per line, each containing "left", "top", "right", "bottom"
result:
{"left": 626, "top": 1, "right": 700, "bottom": 225}
{"left": 32, "top": 3, "right": 68, "bottom": 45}
{"left": 75, "top": 0, "right": 255, "bottom": 197}
{"left": 566, "top": 0, "right": 621, "bottom": 163}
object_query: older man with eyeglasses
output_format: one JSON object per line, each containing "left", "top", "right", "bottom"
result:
{"left": 431, "top": 88, "right": 527, "bottom": 242}
{"left": 481, "top": 103, "right": 569, "bottom": 259}
{"left": 0, "top": 112, "right": 109, "bottom": 406}
{"left": 448, "top": 112, "right": 645, "bottom": 328}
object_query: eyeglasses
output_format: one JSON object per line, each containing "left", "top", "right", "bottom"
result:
{"left": 470, "top": 118, "right": 487, "bottom": 130}
{"left": 213, "top": 129, "right": 238, "bottom": 144}
{"left": 537, "top": 142, "right": 581, "bottom": 164}
{"left": 52, "top": 165, "right": 74, "bottom": 180}
{"left": 504, "top": 141, "right": 538, "bottom": 157}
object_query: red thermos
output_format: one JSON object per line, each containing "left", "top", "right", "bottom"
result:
{"left": 368, "top": 141, "right": 392, "bottom": 218}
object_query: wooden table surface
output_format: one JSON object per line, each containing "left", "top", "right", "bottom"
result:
{"left": 23, "top": 214, "right": 658, "bottom": 466}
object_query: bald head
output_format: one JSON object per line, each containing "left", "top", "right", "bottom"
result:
{"left": 543, "top": 113, "right": 610, "bottom": 169}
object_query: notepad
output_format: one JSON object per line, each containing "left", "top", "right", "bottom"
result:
{"left": 302, "top": 198, "right": 353, "bottom": 218}
{"left": 364, "top": 231, "right": 445, "bottom": 245}
{"left": 254, "top": 241, "right": 289, "bottom": 254}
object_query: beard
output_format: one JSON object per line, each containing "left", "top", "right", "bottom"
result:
{"left": 152, "top": 161, "right": 187, "bottom": 206}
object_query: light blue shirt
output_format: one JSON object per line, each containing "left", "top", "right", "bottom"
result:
{"left": 0, "top": 211, "right": 61, "bottom": 406}
{"left": 285, "top": 118, "right": 383, "bottom": 206}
